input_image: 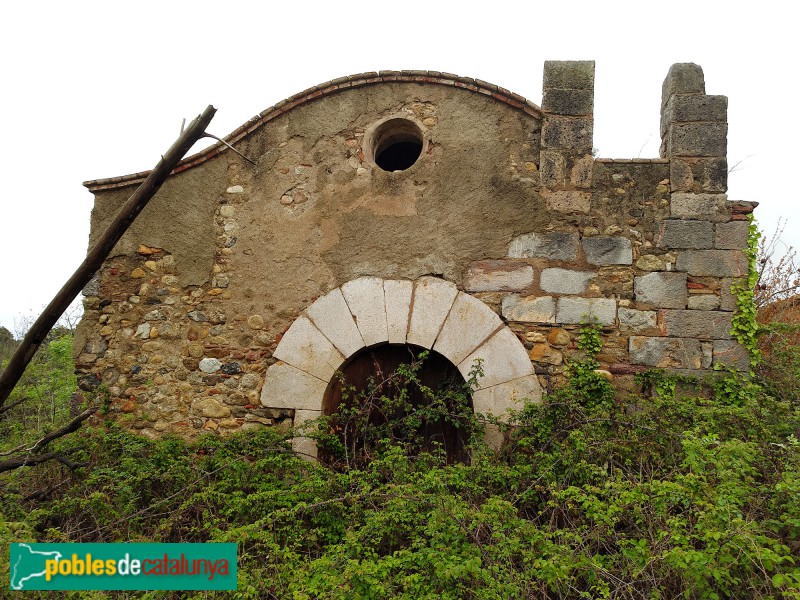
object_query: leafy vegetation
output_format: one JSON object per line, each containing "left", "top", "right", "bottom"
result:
{"left": 1, "top": 228, "right": 800, "bottom": 598}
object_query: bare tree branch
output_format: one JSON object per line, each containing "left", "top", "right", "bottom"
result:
{"left": 0, "top": 106, "right": 217, "bottom": 408}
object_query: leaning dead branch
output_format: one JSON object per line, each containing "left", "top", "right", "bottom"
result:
{"left": 0, "top": 105, "right": 217, "bottom": 408}
{"left": 0, "top": 408, "right": 96, "bottom": 473}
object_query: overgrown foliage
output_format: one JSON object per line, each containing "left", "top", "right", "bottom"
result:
{"left": 731, "top": 215, "right": 762, "bottom": 370}
{"left": 1, "top": 329, "right": 799, "bottom": 599}
{"left": 2, "top": 229, "right": 800, "bottom": 597}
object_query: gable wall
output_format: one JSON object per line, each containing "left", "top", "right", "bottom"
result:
{"left": 73, "top": 63, "right": 754, "bottom": 439}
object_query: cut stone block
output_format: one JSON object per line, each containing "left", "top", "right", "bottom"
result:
{"left": 464, "top": 261, "right": 534, "bottom": 292}
{"left": 714, "top": 221, "right": 749, "bottom": 250}
{"left": 384, "top": 279, "right": 413, "bottom": 344}
{"left": 665, "top": 122, "right": 727, "bottom": 157}
{"left": 307, "top": 288, "right": 364, "bottom": 358}
{"left": 661, "top": 63, "right": 705, "bottom": 108}
{"left": 634, "top": 272, "right": 687, "bottom": 308}
{"left": 472, "top": 375, "right": 542, "bottom": 422}
{"left": 676, "top": 250, "right": 747, "bottom": 277}
{"left": 542, "top": 117, "right": 593, "bottom": 150}
{"left": 292, "top": 409, "right": 322, "bottom": 460}
{"left": 582, "top": 237, "right": 633, "bottom": 265}
{"left": 629, "top": 336, "right": 704, "bottom": 369}
{"left": 458, "top": 327, "right": 533, "bottom": 390}
{"left": 713, "top": 340, "right": 750, "bottom": 371}
{"left": 543, "top": 60, "right": 595, "bottom": 90}
{"left": 342, "top": 276, "right": 388, "bottom": 347}
{"left": 273, "top": 315, "right": 345, "bottom": 381}
{"left": 688, "top": 294, "right": 720, "bottom": 310}
{"left": 406, "top": 277, "right": 458, "bottom": 349}
{"left": 540, "top": 268, "right": 594, "bottom": 295}
{"left": 434, "top": 292, "right": 502, "bottom": 366}
{"left": 260, "top": 362, "right": 326, "bottom": 410}
{"left": 502, "top": 295, "right": 556, "bottom": 323}
{"left": 661, "top": 309, "right": 732, "bottom": 339}
{"left": 556, "top": 297, "right": 616, "bottom": 325}
{"left": 618, "top": 308, "right": 657, "bottom": 331}
{"left": 542, "top": 88, "right": 593, "bottom": 116}
{"left": 657, "top": 219, "right": 713, "bottom": 249}
{"left": 719, "top": 278, "right": 737, "bottom": 311}
{"left": 670, "top": 193, "right": 729, "bottom": 221}
{"left": 508, "top": 231, "right": 579, "bottom": 261}
{"left": 662, "top": 95, "right": 727, "bottom": 135}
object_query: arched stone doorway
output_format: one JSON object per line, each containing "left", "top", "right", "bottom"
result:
{"left": 260, "top": 276, "right": 542, "bottom": 458}
{"left": 322, "top": 343, "right": 472, "bottom": 465}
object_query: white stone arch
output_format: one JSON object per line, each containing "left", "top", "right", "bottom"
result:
{"left": 260, "top": 276, "right": 541, "bottom": 458}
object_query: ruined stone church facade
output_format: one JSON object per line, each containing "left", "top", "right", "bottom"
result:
{"left": 74, "top": 61, "right": 754, "bottom": 456}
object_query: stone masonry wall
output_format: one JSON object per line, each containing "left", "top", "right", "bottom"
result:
{"left": 74, "top": 64, "right": 755, "bottom": 440}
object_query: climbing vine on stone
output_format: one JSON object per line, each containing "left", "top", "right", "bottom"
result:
{"left": 730, "top": 215, "right": 761, "bottom": 370}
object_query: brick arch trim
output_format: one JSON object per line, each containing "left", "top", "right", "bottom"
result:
{"left": 259, "top": 276, "right": 542, "bottom": 457}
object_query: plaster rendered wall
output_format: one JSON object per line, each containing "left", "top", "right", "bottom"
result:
{"left": 74, "top": 63, "right": 755, "bottom": 442}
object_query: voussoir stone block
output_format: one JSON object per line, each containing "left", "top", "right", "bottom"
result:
{"left": 342, "top": 276, "right": 388, "bottom": 347}
{"left": 458, "top": 327, "right": 533, "bottom": 390}
{"left": 508, "top": 231, "right": 579, "bottom": 261}
{"left": 406, "top": 277, "right": 458, "bottom": 349}
{"left": 464, "top": 260, "right": 534, "bottom": 292}
{"left": 661, "top": 309, "right": 732, "bottom": 339}
{"left": 629, "top": 336, "right": 703, "bottom": 369}
{"left": 502, "top": 295, "right": 556, "bottom": 323}
{"left": 384, "top": 279, "right": 413, "bottom": 344}
{"left": 260, "top": 362, "right": 326, "bottom": 410}
{"left": 307, "top": 288, "right": 364, "bottom": 358}
{"left": 657, "top": 219, "right": 713, "bottom": 249}
{"left": 582, "top": 236, "right": 633, "bottom": 265}
{"left": 434, "top": 292, "right": 502, "bottom": 366}
{"left": 472, "top": 375, "right": 542, "bottom": 422}
{"left": 273, "top": 315, "right": 345, "bottom": 381}
{"left": 556, "top": 297, "right": 616, "bottom": 326}
{"left": 675, "top": 250, "right": 747, "bottom": 277}
{"left": 634, "top": 272, "right": 687, "bottom": 308}
{"left": 540, "top": 268, "right": 594, "bottom": 295}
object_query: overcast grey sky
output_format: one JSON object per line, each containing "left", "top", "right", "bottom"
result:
{"left": 1, "top": 0, "right": 797, "bottom": 331}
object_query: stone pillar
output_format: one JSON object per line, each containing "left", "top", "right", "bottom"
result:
{"left": 540, "top": 60, "right": 595, "bottom": 190}
{"left": 660, "top": 63, "right": 728, "bottom": 193}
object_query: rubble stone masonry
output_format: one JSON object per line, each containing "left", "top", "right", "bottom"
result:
{"left": 75, "top": 63, "right": 755, "bottom": 448}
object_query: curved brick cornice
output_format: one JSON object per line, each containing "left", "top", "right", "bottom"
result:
{"left": 84, "top": 72, "right": 543, "bottom": 192}
{"left": 260, "top": 276, "right": 542, "bottom": 459}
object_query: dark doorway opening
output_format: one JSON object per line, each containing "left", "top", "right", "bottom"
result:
{"left": 321, "top": 344, "right": 473, "bottom": 466}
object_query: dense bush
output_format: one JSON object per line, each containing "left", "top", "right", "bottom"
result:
{"left": 1, "top": 326, "right": 799, "bottom": 599}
